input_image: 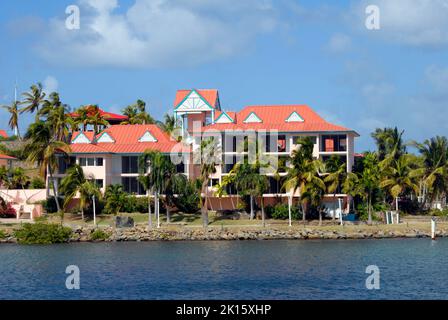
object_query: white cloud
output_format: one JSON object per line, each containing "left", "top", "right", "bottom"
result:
{"left": 326, "top": 33, "right": 352, "bottom": 53}
{"left": 36, "top": 0, "right": 278, "bottom": 68}
{"left": 353, "top": 0, "right": 448, "bottom": 47}
{"left": 43, "top": 76, "right": 59, "bottom": 95}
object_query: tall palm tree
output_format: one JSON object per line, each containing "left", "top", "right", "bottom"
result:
{"left": 351, "top": 152, "right": 381, "bottom": 224}
{"left": 301, "top": 177, "right": 326, "bottom": 226}
{"left": 371, "top": 127, "right": 406, "bottom": 161}
{"left": 379, "top": 154, "right": 420, "bottom": 211}
{"left": 195, "top": 138, "right": 219, "bottom": 227}
{"left": 20, "top": 82, "right": 45, "bottom": 120}
{"left": 60, "top": 164, "right": 101, "bottom": 221}
{"left": 157, "top": 114, "right": 177, "bottom": 135}
{"left": 283, "top": 137, "right": 323, "bottom": 222}
{"left": 122, "top": 100, "right": 155, "bottom": 125}
{"left": 103, "top": 184, "right": 127, "bottom": 215}
{"left": 324, "top": 155, "right": 357, "bottom": 222}
{"left": 24, "top": 121, "right": 71, "bottom": 212}
{"left": 413, "top": 136, "right": 448, "bottom": 206}
{"left": 2, "top": 101, "right": 21, "bottom": 139}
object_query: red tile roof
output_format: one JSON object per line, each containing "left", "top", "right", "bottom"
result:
{"left": 0, "top": 154, "right": 16, "bottom": 160}
{"left": 201, "top": 105, "right": 357, "bottom": 134}
{"left": 0, "top": 130, "right": 8, "bottom": 138}
{"left": 68, "top": 107, "right": 128, "bottom": 121}
{"left": 174, "top": 89, "right": 219, "bottom": 108}
{"left": 70, "top": 124, "right": 189, "bottom": 154}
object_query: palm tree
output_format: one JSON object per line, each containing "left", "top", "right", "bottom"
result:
{"left": 20, "top": 82, "right": 45, "bottom": 120}
{"left": 379, "top": 154, "right": 420, "bottom": 211}
{"left": 104, "top": 184, "right": 127, "bottom": 215}
{"left": 371, "top": 127, "right": 405, "bottom": 161}
{"left": 195, "top": 138, "right": 219, "bottom": 227}
{"left": 301, "top": 177, "right": 326, "bottom": 225}
{"left": 2, "top": 101, "right": 21, "bottom": 139}
{"left": 0, "top": 166, "right": 10, "bottom": 189}
{"left": 157, "top": 114, "right": 177, "bottom": 135}
{"left": 139, "top": 150, "right": 172, "bottom": 228}
{"left": 60, "top": 164, "right": 101, "bottom": 221}
{"left": 324, "top": 155, "right": 357, "bottom": 222}
{"left": 122, "top": 100, "right": 155, "bottom": 125}
{"left": 24, "top": 121, "right": 70, "bottom": 212}
{"left": 351, "top": 152, "right": 381, "bottom": 224}
{"left": 283, "top": 137, "right": 323, "bottom": 223}
{"left": 413, "top": 136, "right": 448, "bottom": 207}
{"left": 10, "top": 167, "right": 29, "bottom": 190}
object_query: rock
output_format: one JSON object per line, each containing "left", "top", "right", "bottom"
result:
{"left": 115, "top": 216, "right": 135, "bottom": 228}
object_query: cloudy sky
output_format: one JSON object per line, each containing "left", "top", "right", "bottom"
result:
{"left": 0, "top": 0, "right": 447, "bottom": 151}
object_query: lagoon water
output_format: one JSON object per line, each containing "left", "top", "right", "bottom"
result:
{"left": 1, "top": 239, "right": 447, "bottom": 300}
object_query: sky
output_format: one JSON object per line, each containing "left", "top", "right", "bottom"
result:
{"left": 0, "top": 0, "right": 447, "bottom": 151}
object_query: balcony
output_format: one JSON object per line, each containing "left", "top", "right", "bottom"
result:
{"left": 321, "top": 135, "right": 347, "bottom": 152}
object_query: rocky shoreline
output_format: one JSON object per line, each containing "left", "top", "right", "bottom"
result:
{"left": 2, "top": 225, "right": 446, "bottom": 243}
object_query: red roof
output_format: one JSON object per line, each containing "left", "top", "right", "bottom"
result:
{"left": 0, "top": 130, "right": 8, "bottom": 138}
{"left": 0, "top": 154, "right": 16, "bottom": 160}
{"left": 70, "top": 124, "right": 189, "bottom": 154}
{"left": 68, "top": 106, "right": 128, "bottom": 121}
{"left": 174, "top": 89, "right": 219, "bottom": 108}
{"left": 201, "top": 105, "right": 357, "bottom": 134}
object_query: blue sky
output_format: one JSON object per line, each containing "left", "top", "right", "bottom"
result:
{"left": 1, "top": 0, "right": 448, "bottom": 151}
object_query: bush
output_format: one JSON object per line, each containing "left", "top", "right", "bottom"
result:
{"left": 173, "top": 179, "right": 200, "bottom": 213}
{"left": 90, "top": 229, "right": 110, "bottom": 241}
{"left": 0, "top": 202, "right": 16, "bottom": 218}
{"left": 429, "top": 208, "right": 448, "bottom": 217}
{"left": 42, "top": 197, "right": 64, "bottom": 213}
{"left": 266, "top": 203, "right": 302, "bottom": 220}
{"left": 14, "top": 223, "right": 72, "bottom": 244}
{"left": 0, "top": 230, "right": 7, "bottom": 239}
{"left": 30, "top": 177, "right": 46, "bottom": 189}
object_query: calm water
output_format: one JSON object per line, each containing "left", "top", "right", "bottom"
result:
{"left": 0, "top": 238, "right": 447, "bottom": 300}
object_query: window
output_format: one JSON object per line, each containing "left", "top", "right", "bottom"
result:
{"left": 122, "top": 156, "right": 139, "bottom": 173}
{"left": 95, "top": 179, "right": 103, "bottom": 188}
{"left": 96, "top": 157, "right": 103, "bottom": 166}
{"left": 176, "top": 162, "right": 185, "bottom": 173}
{"left": 321, "top": 135, "right": 347, "bottom": 152}
{"left": 58, "top": 156, "right": 76, "bottom": 174}
{"left": 80, "top": 158, "right": 87, "bottom": 166}
{"left": 209, "top": 179, "right": 219, "bottom": 187}
{"left": 122, "top": 177, "right": 145, "bottom": 195}
{"left": 87, "top": 158, "right": 95, "bottom": 166}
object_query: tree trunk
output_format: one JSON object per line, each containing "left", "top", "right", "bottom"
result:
{"left": 250, "top": 195, "right": 254, "bottom": 220}
{"left": 319, "top": 209, "right": 322, "bottom": 226}
{"left": 166, "top": 198, "right": 171, "bottom": 224}
{"left": 301, "top": 202, "right": 306, "bottom": 224}
{"left": 81, "top": 207, "right": 84, "bottom": 221}
{"left": 48, "top": 167, "right": 61, "bottom": 213}
{"left": 155, "top": 191, "right": 160, "bottom": 228}
{"left": 261, "top": 196, "right": 265, "bottom": 227}
{"left": 332, "top": 195, "right": 336, "bottom": 223}
{"left": 147, "top": 190, "right": 152, "bottom": 229}
{"left": 201, "top": 180, "right": 209, "bottom": 228}
{"left": 368, "top": 193, "right": 372, "bottom": 225}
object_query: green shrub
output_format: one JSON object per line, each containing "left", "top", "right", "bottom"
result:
{"left": 14, "top": 223, "right": 72, "bottom": 244}
{"left": 173, "top": 179, "right": 200, "bottom": 213}
{"left": 429, "top": 208, "right": 448, "bottom": 217}
{"left": 42, "top": 197, "right": 64, "bottom": 213}
{"left": 90, "top": 229, "right": 110, "bottom": 241}
{"left": 266, "top": 203, "right": 302, "bottom": 220}
{"left": 30, "top": 177, "right": 46, "bottom": 189}
{"left": 0, "top": 230, "right": 7, "bottom": 239}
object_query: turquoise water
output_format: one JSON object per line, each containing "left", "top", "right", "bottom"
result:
{"left": 0, "top": 239, "right": 447, "bottom": 300}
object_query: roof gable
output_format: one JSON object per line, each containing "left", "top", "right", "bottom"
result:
{"left": 174, "top": 89, "right": 216, "bottom": 112}
{"left": 96, "top": 132, "right": 115, "bottom": 143}
{"left": 215, "top": 111, "right": 234, "bottom": 123}
{"left": 138, "top": 130, "right": 158, "bottom": 142}
{"left": 243, "top": 111, "right": 262, "bottom": 123}
{"left": 285, "top": 111, "right": 304, "bottom": 123}
{"left": 72, "top": 132, "right": 91, "bottom": 144}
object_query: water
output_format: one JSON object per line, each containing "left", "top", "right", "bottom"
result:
{"left": 0, "top": 238, "right": 447, "bottom": 300}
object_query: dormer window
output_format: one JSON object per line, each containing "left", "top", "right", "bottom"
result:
{"left": 72, "top": 132, "right": 91, "bottom": 144}
{"left": 285, "top": 111, "right": 304, "bottom": 123}
{"left": 138, "top": 131, "right": 158, "bottom": 142}
{"left": 243, "top": 112, "right": 262, "bottom": 123}
{"left": 96, "top": 132, "right": 115, "bottom": 143}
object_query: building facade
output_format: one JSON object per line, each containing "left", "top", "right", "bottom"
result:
{"left": 54, "top": 89, "right": 358, "bottom": 215}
